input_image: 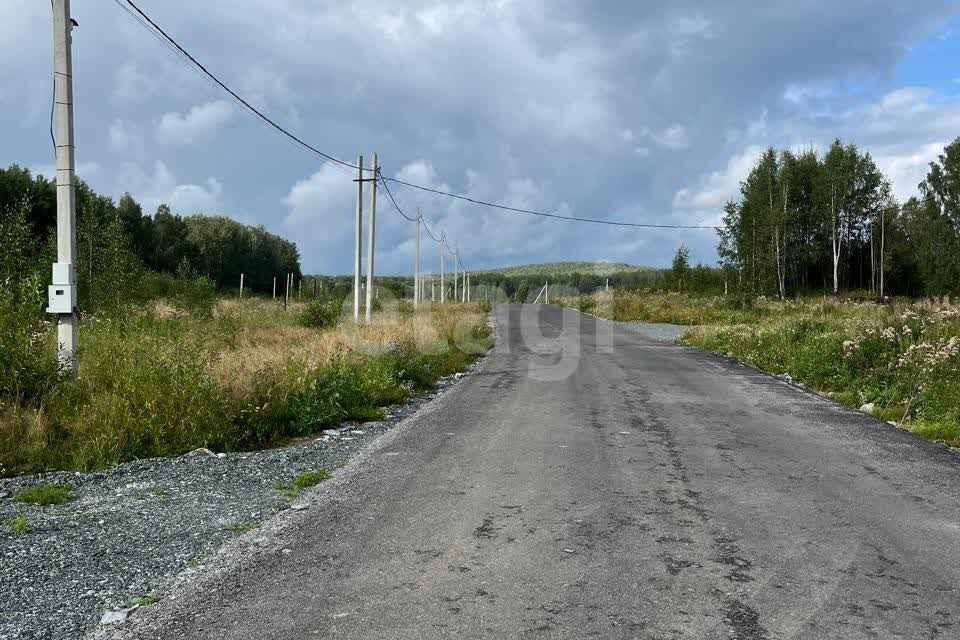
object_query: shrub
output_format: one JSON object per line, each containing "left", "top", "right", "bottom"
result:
{"left": 300, "top": 295, "right": 343, "bottom": 329}
{"left": 171, "top": 259, "right": 216, "bottom": 318}
{"left": 0, "top": 274, "right": 60, "bottom": 401}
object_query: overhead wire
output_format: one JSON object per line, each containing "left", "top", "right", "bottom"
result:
{"left": 383, "top": 176, "right": 722, "bottom": 230}
{"left": 121, "top": 0, "right": 362, "bottom": 172}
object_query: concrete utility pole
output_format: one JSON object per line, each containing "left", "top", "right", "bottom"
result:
{"left": 353, "top": 155, "right": 364, "bottom": 323}
{"left": 414, "top": 208, "right": 421, "bottom": 310}
{"left": 453, "top": 248, "right": 458, "bottom": 302}
{"left": 272, "top": 276, "right": 276, "bottom": 299}
{"left": 298, "top": 278, "right": 302, "bottom": 300}
{"left": 431, "top": 277, "right": 435, "bottom": 302}
{"left": 440, "top": 236, "right": 445, "bottom": 303}
{"left": 47, "top": 0, "right": 78, "bottom": 376}
{"left": 545, "top": 281, "right": 549, "bottom": 305}
{"left": 467, "top": 272, "right": 471, "bottom": 302}
{"left": 365, "top": 153, "right": 378, "bottom": 322}
{"left": 239, "top": 273, "right": 244, "bottom": 298}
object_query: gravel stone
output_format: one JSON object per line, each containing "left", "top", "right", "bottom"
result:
{"left": 0, "top": 367, "right": 480, "bottom": 640}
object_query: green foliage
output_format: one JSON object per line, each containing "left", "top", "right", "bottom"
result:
{"left": 0, "top": 198, "right": 59, "bottom": 401}
{"left": 15, "top": 482, "right": 73, "bottom": 505}
{"left": 6, "top": 515, "right": 29, "bottom": 535}
{"left": 131, "top": 595, "right": 158, "bottom": 607}
{"left": 171, "top": 259, "right": 216, "bottom": 317}
{"left": 514, "top": 280, "right": 530, "bottom": 303}
{"left": 671, "top": 245, "right": 691, "bottom": 290}
{"left": 300, "top": 295, "right": 343, "bottom": 329}
{"left": 277, "top": 469, "right": 330, "bottom": 498}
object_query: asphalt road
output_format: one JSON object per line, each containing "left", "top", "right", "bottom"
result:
{"left": 117, "top": 304, "right": 960, "bottom": 640}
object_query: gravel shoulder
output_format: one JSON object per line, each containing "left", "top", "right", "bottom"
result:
{"left": 0, "top": 358, "right": 486, "bottom": 640}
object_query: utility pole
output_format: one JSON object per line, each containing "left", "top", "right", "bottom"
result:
{"left": 239, "top": 273, "right": 244, "bottom": 298}
{"left": 298, "top": 278, "right": 302, "bottom": 300}
{"left": 414, "top": 208, "right": 421, "bottom": 310}
{"left": 48, "top": 0, "right": 78, "bottom": 376}
{"left": 283, "top": 272, "right": 288, "bottom": 310}
{"left": 467, "top": 272, "right": 471, "bottom": 302}
{"left": 365, "top": 153, "right": 377, "bottom": 322}
{"left": 545, "top": 280, "right": 549, "bottom": 305}
{"left": 440, "top": 236, "right": 445, "bottom": 303}
{"left": 431, "top": 276, "right": 435, "bottom": 302}
{"left": 353, "top": 155, "right": 364, "bottom": 323}
{"left": 453, "top": 247, "right": 458, "bottom": 302}
{"left": 273, "top": 276, "right": 276, "bottom": 300}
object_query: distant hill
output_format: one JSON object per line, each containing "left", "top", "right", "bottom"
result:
{"left": 481, "top": 261, "right": 654, "bottom": 277}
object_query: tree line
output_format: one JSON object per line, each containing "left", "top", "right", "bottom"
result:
{"left": 718, "top": 138, "right": 960, "bottom": 298}
{"left": 0, "top": 165, "right": 302, "bottom": 311}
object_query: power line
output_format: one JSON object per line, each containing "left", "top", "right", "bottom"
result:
{"left": 378, "top": 169, "right": 445, "bottom": 244}
{"left": 384, "top": 176, "right": 721, "bottom": 230}
{"left": 121, "top": 0, "right": 362, "bottom": 172}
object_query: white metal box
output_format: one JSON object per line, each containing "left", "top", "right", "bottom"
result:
{"left": 47, "top": 262, "right": 77, "bottom": 314}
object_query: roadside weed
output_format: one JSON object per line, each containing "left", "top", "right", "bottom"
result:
{"left": 14, "top": 482, "right": 74, "bottom": 505}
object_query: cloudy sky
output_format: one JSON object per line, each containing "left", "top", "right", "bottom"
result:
{"left": 3, "top": 1, "right": 960, "bottom": 274}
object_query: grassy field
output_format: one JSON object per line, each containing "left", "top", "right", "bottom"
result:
{"left": 574, "top": 291, "right": 960, "bottom": 448}
{"left": 0, "top": 298, "right": 490, "bottom": 477}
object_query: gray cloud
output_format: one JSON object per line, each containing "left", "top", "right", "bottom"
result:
{"left": 2, "top": 1, "right": 957, "bottom": 273}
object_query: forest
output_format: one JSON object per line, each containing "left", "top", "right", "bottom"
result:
{"left": 717, "top": 137, "right": 960, "bottom": 298}
{"left": 0, "top": 164, "right": 302, "bottom": 313}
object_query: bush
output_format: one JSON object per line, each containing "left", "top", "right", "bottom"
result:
{"left": 172, "top": 259, "right": 216, "bottom": 318}
{"left": 0, "top": 274, "right": 60, "bottom": 401}
{"left": 300, "top": 295, "right": 343, "bottom": 329}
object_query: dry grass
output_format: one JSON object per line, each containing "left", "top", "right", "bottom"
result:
{"left": 0, "top": 298, "right": 490, "bottom": 477}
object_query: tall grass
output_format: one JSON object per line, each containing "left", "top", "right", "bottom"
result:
{"left": 0, "top": 299, "right": 490, "bottom": 477}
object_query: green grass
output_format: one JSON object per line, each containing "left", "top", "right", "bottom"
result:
{"left": 0, "top": 300, "right": 491, "bottom": 477}
{"left": 14, "top": 482, "right": 74, "bottom": 505}
{"left": 223, "top": 521, "right": 258, "bottom": 534}
{"left": 277, "top": 469, "right": 330, "bottom": 498}
{"left": 131, "top": 595, "right": 158, "bottom": 606}
{"left": 6, "top": 515, "right": 29, "bottom": 534}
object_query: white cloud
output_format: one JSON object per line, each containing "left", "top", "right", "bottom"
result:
{"left": 155, "top": 101, "right": 233, "bottom": 146}
{"left": 873, "top": 143, "right": 943, "bottom": 203}
{"left": 116, "top": 161, "right": 225, "bottom": 215}
{"left": 673, "top": 145, "right": 762, "bottom": 216}
{"left": 108, "top": 119, "right": 143, "bottom": 155}
{"left": 642, "top": 125, "right": 691, "bottom": 151}
{"left": 112, "top": 62, "right": 151, "bottom": 103}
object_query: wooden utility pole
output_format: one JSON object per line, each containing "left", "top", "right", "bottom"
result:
{"left": 48, "top": 0, "right": 78, "bottom": 375}
{"left": 365, "top": 153, "right": 378, "bottom": 322}
{"left": 353, "top": 155, "right": 364, "bottom": 322}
